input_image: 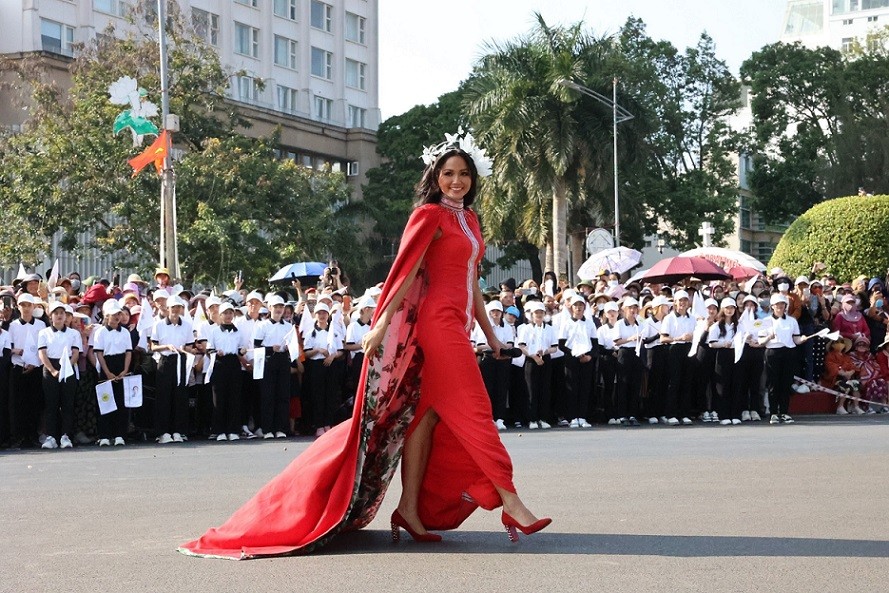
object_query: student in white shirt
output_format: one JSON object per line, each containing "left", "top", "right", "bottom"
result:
{"left": 517, "top": 301, "right": 557, "bottom": 429}
{"left": 596, "top": 301, "right": 620, "bottom": 424}
{"left": 344, "top": 296, "right": 376, "bottom": 400}
{"left": 253, "top": 295, "right": 293, "bottom": 439}
{"left": 93, "top": 299, "right": 132, "bottom": 446}
{"left": 235, "top": 291, "right": 264, "bottom": 438}
{"left": 708, "top": 298, "right": 740, "bottom": 425}
{"left": 476, "top": 300, "right": 515, "bottom": 431}
{"left": 504, "top": 305, "right": 528, "bottom": 428}
{"left": 0, "top": 321, "right": 10, "bottom": 447}
{"left": 641, "top": 296, "right": 671, "bottom": 424}
{"left": 734, "top": 295, "right": 767, "bottom": 422}
{"left": 206, "top": 303, "right": 247, "bottom": 441}
{"left": 301, "top": 302, "right": 343, "bottom": 437}
{"left": 660, "top": 290, "right": 697, "bottom": 425}
{"left": 8, "top": 293, "right": 48, "bottom": 448}
{"left": 613, "top": 297, "right": 644, "bottom": 426}
{"left": 36, "top": 302, "right": 79, "bottom": 449}
{"left": 760, "top": 293, "right": 810, "bottom": 424}
{"left": 149, "top": 296, "right": 195, "bottom": 444}
{"left": 696, "top": 299, "right": 720, "bottom": 423}
{"left": 558, "top": 295, "right": 597, "bottom": 428}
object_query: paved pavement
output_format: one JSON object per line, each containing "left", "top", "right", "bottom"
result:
{"left": 2, "top": 416, "right": 889, "bottom": 593}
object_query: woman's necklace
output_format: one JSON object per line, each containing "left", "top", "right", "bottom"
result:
{"left": 440, "top": 196, "right": 464, "bottom": 210}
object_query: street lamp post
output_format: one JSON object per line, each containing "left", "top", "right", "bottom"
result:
{"left": 558, "top": 78, "right": 633, "bottom": 246}
{"left": 157, "top": 0, "right": 179, "bottom": 279}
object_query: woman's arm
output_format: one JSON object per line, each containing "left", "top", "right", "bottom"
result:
{"left": 472, "top": 282, "right": 506, "bottom": 352}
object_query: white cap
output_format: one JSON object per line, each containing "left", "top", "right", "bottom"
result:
{"left": 205, "top": 296, "right": 222, "bottom": 308}
{"left": 314, "top": 302, "right": 331, "bottom": 315}
{"left": 569, "top": 294, "right": 586, "bottom": 306}
{"left": 102, "top": 299, "right": 123, "bottom": 316}
{"left": 48, "top": 301, "right": 67, "bottom": 313}
{"left": 168, "top": 296, "right": 186, "bottom": 309}
{"left": 266, "top": 294, "right": 286, "bottom": 307}
{"left": 704, "top": 298, "right": 719, "bottom": 309}
{"left": 622, "top": 297, "right": 640, "bottom": 308}
{"left": 527, "top": 301, "right": 546, "bottom": 313}
{"left": 218, "top": 302, "right": 235, "bottom": 314}
{"left": 366, "top": 286, "right": 383, "bottom": 299}
{"left": 153, "top": 289, "right": 170, "bottom": 301}
{"left": 17, "top": 293, "right": 36, "bottom": 305}
{"left": 674, "top": 290, "right": 690, "bottom": 301}
{"left": 603, "top": 301, "right": 619, "bottom": 313}
{"left": 357, "top": 295, "right": 377, "bottom": 310}
{"left": 841, "top": 294, "right": 856, "bottom": 304}
{"left": 651, "top": 295, "right": 672, "bottom": 308}
{"left": 245, "top": 291, "right": 264, "bottom": 304}
{"left": 770, "top": 293, "right": 788, "bottom": 306}
{"left": 795, "top": 276, "right": 810, "bottom": 286}
{"left": 485, "top": 300, "right": 504, "bottom": 312}
{"left": 561, "top": 288, "right": 577, "bottom": 300}
{"left": 317, "top": 292, "right": 334, "bottom": 303}
{"left": 770, "top": 267, "right": 786, "bottom": 277}
{"left": 720, "top": 298, "right": 737, "bottom": 309}
{"left": 742, "top": 294, "right": 759, "bottom": 306}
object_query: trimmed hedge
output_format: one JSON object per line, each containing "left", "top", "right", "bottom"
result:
{"left": 768, "top": 195, "right": 889, "bottom": 282}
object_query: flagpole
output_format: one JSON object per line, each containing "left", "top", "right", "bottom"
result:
{"left": 157, "top": 0, "right": 179, "bottom": 280}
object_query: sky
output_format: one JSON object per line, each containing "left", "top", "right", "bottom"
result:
{"left": 378, "top": 0, "right": 789, "bottom": 119}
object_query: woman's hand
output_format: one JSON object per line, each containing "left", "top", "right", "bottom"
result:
{"left": 488, "top": 336, "right": 508, "bottom": 356}
{"left": 361, "top": 326, "right": 385, "bottom": 357}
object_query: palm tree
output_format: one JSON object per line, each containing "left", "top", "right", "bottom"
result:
{"left": 465, "top": 14, "right": 619, "bottom": 278}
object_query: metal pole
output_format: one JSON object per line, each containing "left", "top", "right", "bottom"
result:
{"left": 157, "top": 0, "right": 178, "bottom": 279}
{"left": 613, "top": 77, "right": 620, "bottom": 247}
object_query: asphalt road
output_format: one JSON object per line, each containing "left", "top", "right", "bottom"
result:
{"left": 3, "top": 416, "right": 888, "bottom": 593}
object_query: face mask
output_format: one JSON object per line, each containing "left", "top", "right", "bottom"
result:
{"left": 802, "top": 289, "right": 810, "bottom": 298}
{"left": 608, "top": 280, "right": 618, "bottom": 287}
{"left": 34, "top": 307, "right": 45, "bottom": 317}
{"left": 875, "top": 299, "right": 884, "bottom": 310}
{"left": 778, "top": 283, "right": 789, "bottom": 292}
{"left": 825, "top": 294, "right": 834, "bottom": 303}
{"left": 760, "top": 298, "right": 770, "bottom": 309}
{"left": 527, "top": 287, "right": 538, "bottom": 296}
{"left": 597, "top": 304, "right": 605, "bottom": 312}
{"left": 543, "top": 314, "right": 551, "bottom": 323}
{"left": 70, "top": 279, "right": 81, "bottom": 292}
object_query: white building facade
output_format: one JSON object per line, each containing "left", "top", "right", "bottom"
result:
{"left": 782, "top": 0, "right": 889, "bottom": 49}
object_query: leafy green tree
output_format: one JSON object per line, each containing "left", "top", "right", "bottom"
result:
{"left": 0, "top": 2, "right": 359, "bottom": 288}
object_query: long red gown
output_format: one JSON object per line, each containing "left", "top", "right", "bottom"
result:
{"left": 179, "top": 203, "right": 516, "bottom": 559}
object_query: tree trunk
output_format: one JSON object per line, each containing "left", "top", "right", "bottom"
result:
{"left": 545, "top": 240, "right": 554, "bottom": 276}
{"left": 552, "top": 178, "right": 568, "bottom": 280}
{"left": 569, "top": 232, "right": 584, "bottom": 283}
{"left": 521, "top": 241, "right": 543, "bottom": 283}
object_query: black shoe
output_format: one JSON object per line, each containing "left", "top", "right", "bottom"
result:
{"left": 620, "top": 418, "right": 629, "bottom": 427}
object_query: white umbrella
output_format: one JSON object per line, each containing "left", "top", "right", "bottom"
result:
{"left": 626, "top": 267, "right": 649, "bottom": 284}
{"left": 679, "top": 247, "right": 766, "bottom": 272}
{"left": 578, "top": 247, "right": 643, "bottom": 279}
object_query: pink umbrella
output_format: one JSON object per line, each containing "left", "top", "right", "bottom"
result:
{"left": 640, "top": 256, "right": 732, "bottom": 285}
{"left": 728, "top": 265, "right": 762, "bottom": 281}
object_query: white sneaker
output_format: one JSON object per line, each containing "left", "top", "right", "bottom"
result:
{"left": 275, "top": 431, "right": 287, "bottom": 438}
{"left": 227, "top": 433, "right": 240, "bottom": 441}
{"left": 529, "top": 421, "right": 539, "bottom": 430}
{"left": 791, "top": 383, "right": 802, "bottom": 393}
{"left": 648, "top": 417, "right": 659, "bottom": 425}
{"left": 732, "top": 419, "right": 742, "bottom": 425}
{"left": 659, "top": 416, "right": 669, "bottom": 425}
{"left": 702, "top": 411, "right": 712, "bottom": 422}
{"left": 681, "top": 417, "right": 693, "bottom": 425}
{"left": 852, "top": 406, "right": 866, "bottom": 415}
{"left": 769, "top": 414, "right": 780, "bottom": 425}
{"left": 667, "top": 417, "right": 680, "bottom": 426}
{"left": 113, "top": 437, "right": 126, "bottom": 446}
{"left": 172, "top": 432, "right": 184, "bottom": 443}
{"left": 97, "top": 438, "right": 111, "bottom": 447}
{"left": 557, "top": 418, "right": 570, "bottom": 427}
{"left": 569, "top": 418, "right": 580, "bottom": 428}
{"left": 241, "top": 425, "right": 255, "bottom": 439}
{"left": 781, "top": 414, "right": 795, "bottom": 424}
{"left": 253, "top": 428, "right": 265, "bottom": 438}
{"left": 157, "top": 433, "right": 174, "bottom": 444}
{"left": 579, "top": 418, "right": 592, "bottom": 428}
{"left": 59, "top": 434, "right": 73, "bottom": 449}
{"left": 216, "top": 433, "right": 228, "bottom": 441}
{"left": 42, "top": 436, "right": 58, "bottom": 449}
{"left": 263, "top": 431, "right": 275, "bottom": 439}
{"left": 710, "top": 412, "right": 719, "bottom": 423}
{"left": 494, "top": 419, "right": 507, "bottom": 431}
{"left": 750, "top": 411, "right": 762, "bottom": 422}
{"left": 797, "top": 384, "right": 810, "bottom": 393}
{"left": 741, "top": 410, "right": 751, "bottom": 422}
{"left": 836, "top": 405, "right": 848, "bottom": 415}
{"left": 866, "top": 407, "right": 876, "bottom": 414}
{"left": 607, "top": 418, "right": 619, "bottom": 425}
{"left": 38, "top": 433, "right": 48, "bottom": 445}
{"left": 539, "top": 420, "right": 552, "bottom": 429}
{"left": 314, "top": 427, "right": 325, "bottom": 437}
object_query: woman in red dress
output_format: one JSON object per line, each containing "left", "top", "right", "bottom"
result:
{"left": 179, "top": 138, "right": 549, "bottom": 560}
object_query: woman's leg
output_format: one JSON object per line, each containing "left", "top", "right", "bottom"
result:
{"left": 397, "top": 407, "right": 439, "bottom": 533}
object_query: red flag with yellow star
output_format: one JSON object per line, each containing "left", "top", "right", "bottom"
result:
{"left": 128, "top": 130, "right": 169, "bottom": 177}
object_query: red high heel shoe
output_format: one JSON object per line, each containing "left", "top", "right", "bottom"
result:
{"left": 501, "top": 512, "right": 552, "bottom": 543}
{"left": 390, "top": 510, "right": 442, "bottom": 543}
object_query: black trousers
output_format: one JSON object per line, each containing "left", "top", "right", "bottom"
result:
{"left": 305, "top": 358, "right": 338, "bottom": 429}
{"left": 549, "top": 356, "right": 567, "bottom": 420}
{"left": 734, "top": 347, "right": 765, "bottom": 412}
{"left": 564, "top": 355, "right": 594, "bottom": 420}
{"left": 615, "top": 348, "right": 643, "bottom": 419}
{"left": 524, "top": 356, "right": 552, "bottom": 421}
{"left": 695, "top": 344, "right": 715, "bottom": 412}
{"left": 42, "top": 362, "right": 76, "bottom": 440}
{"left": 212, "top": 355, "right": 243, "bottom": 435}
{"left": 665, "top": 343, "right": 693, "bottom": 418}
{"left": 713, "top": 348, "right": 738, "bottom": 420}
{"left": 508, "top": 364, "right": 528, "bottom": 424}
{"left": 598, "top": 353, "right": 617, "bottom": 419}
{"left": 645, "top": 346, "right": 668, "bottom": 418}
{"left": 765, "top": 347, "right": 796, "bottom": 416}
{"left": 0, "top": 356, "right": 10, "bottom": 444}
{"left": 97, "top": 354, "right": 128, "bottom": 440}
{"left": 10, "top": 364, "right": 43, "bottom": 445}
{"left": 154, "top": 355, "right": 189, "bottom": 436}
{"left": 480, "top": 355, "right": 510, "bottom": 420}
{"left": 260, "top": 352, "right": 291, "bottom": 434}
{"left": 241, "top": 371, "right": 261, "bottom": 429}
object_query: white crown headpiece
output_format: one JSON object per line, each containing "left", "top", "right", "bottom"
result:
{"left": 420, "top": 127, "right": 493, "bottom": 178}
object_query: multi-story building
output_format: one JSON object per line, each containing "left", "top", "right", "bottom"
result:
{"left": 782, "top": 0, "right": 889, "bottom": 49}
{"left": 0, "top": 0, "right": 380, "bottom": 282}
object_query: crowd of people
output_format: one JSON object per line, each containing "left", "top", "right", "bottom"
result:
{"left": 1, "top": 259, "right": 887, "bottom": 452}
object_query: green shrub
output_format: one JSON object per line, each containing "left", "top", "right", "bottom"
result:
{"left": 768, "top": 195, "right": 889, "bottom": 282}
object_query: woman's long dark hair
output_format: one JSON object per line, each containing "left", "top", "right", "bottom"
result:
{"left": 716, "top": 307, "right": 739, "bottom": 338}
{"left": 415, "top": 148, "right": 478, "bottom": 207}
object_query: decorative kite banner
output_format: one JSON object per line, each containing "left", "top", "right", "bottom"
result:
{"left": 128, "top": 130, "right": 169, "bottom": 178}
{"left": 108, "top": 75, "right": 159, "bottom": 147}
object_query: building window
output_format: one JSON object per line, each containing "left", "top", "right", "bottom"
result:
{"left": 41, "top": 19, "right": 75, "bottom": 56}
{"left": 868, "top": 15, "right": 879, "bottom": 22}
{"left": 740, "top": 239, "right": 752, "bottom": 255}
{"left": 234, "top": 0, "right": 259, "bottom": 7}
{"left": 314, "top": 96, "right": 333, "bottom": 121}
{"left": 348, "top": 105, "right": 366, "bottom": 128}
{"left": 235, "top": 22, "right": 259, "bottom": 58}
{"left": 311, "top": 1, "right": 332, "bottom": 32}
{"left": 237, "top": 76, "right": 259, "bottom": 102}
{"left": 274, "top": 36, "right": 298, "bottom": 69}
{"left": 192, "top": 8, "right": 219, "bottom": 46}
{"left": 345, "top": 12, "right": 366, "bottom": 44}
{"left": 274, "top": 0, "right": 298, "bottom": 20}
{"left": 311, "top": 47, "right": 333, "bottom": 79}
{"left": 277, "top": 86, "right": 298, "bottom": 113}
{"left": 841, "top": 36, "right": 854, "bottom": 52}
{"left": 345, "top": 59, "right": 366, "bottom": 90}
{"left": 843, "top": 18, "right": 854, "bottom": 24}
{"left": 94, "top": 0, "right": 128, "bottom": 17}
